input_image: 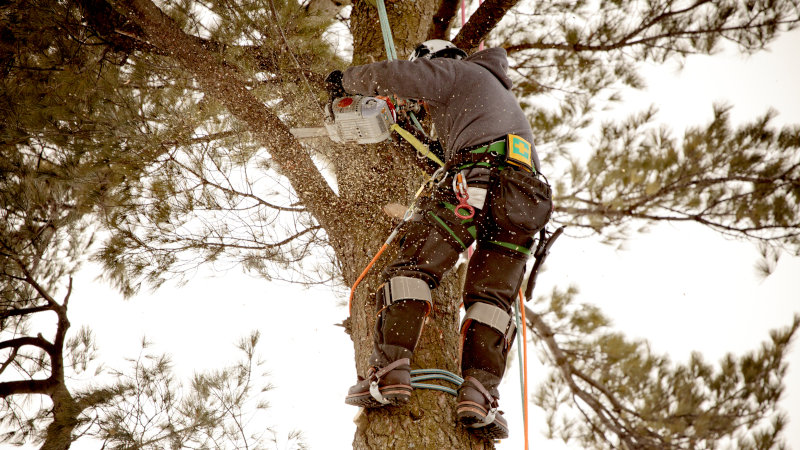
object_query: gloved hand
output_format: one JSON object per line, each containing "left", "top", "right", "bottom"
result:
{"left": 325, "top": 70, "right": 347, "bottom": 99}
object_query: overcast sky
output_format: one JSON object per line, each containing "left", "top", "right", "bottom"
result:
{"left": 54, "top": 24, "right": 800, "bottom": 450}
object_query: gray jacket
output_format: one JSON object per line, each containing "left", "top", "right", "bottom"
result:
{"left": 342, "top": 47, "right": 540, "bottom": 171}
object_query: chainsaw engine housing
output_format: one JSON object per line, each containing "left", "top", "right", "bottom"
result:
{"left": 324, "top": 96, "right": 395, "bottom": 144}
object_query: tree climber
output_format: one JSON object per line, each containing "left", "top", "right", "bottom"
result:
{"left": 328, "top": 39, "right": 553, "bottom": 440}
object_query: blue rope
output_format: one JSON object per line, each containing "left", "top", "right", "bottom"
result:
{"left": 375, "top": 0, "right": 398, "bottom": 61}
{"left": 411, "top": 382, "right": 458, "bottom": 396}
{"left": 412, "top": 369, "right": 464, "bottom": 384}
{"left": 410, "top": 369, "right": 463, "bottom": 396}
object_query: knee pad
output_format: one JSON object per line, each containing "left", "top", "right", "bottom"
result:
{"left": 460, "top": 303, "right": 517, "bottom": 378}
{"left": 460, "top": 302, "right": 516, "bottom": 349}
{"left": 374, "top": 276, "right": 433, "bottom": 354}
{"left": 378, "top": 276, "right": 433, "bottom": 315}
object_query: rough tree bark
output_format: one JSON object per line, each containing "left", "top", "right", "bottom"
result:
{"left": 345, "top": 1, "right": 498, "bottom": 448}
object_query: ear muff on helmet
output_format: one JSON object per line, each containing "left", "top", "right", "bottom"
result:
{"left": 409, "top": 39, "right": 467, "bottom": 62}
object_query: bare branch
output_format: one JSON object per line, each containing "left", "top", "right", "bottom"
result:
{"left": 428, "top": 0, "right": 460, "bottom": 40}
{"left": 453, "top": 0, "right": 521, "bottom": 52}
{"left": 166, "top": 153, "right": 306, "bottom": 213}
{"left": 0, "top": 304, "right": 54, "bottom": 319}
{"left": 0, "top": 379, "right": 57, "bottom": 398}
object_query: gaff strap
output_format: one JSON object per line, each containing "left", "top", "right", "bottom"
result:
{"left": 381, "top": 276, "right": 433, "bottom": 313}
{"left": 461, "top": 303, "right": 517, "bottom": 346}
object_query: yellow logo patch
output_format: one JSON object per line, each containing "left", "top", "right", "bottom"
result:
{"left": 506, "top": 134, "right": 533, "bottom": 172}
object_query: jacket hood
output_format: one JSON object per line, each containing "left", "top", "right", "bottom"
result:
{"left": 465, "top": 47, "right": 512, "bottom": 89}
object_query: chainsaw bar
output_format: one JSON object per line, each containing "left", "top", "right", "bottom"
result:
{"left": 290, "top": 127, "right": 330, "bottom": 139}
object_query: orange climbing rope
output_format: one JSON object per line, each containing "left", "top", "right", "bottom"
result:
{"left": 518, "top": 289, "right": 530, "bottom": 450}
{"left": 348, "top": 241, "right": 390, "bottom": 314}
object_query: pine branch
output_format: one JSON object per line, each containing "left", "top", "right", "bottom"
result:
{"left": 505, "top": 1, "right": 800, "bottom": 56}
{"left": 524, "top": 306, "right": 641, "bottom": 448}
{"left": 0, "top": 336, "right": 54, "bottom": 354}
{"left": 113, "top": 0, "right": 345, "bottom": 254}
{"left": 0, "top": 304, "right": 52, "bottom": 319}
{"left": 0, "top": 379, "right": 58, "bottom": 398}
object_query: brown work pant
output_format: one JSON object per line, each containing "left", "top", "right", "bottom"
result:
{"left": 371, "top": 167, "right": 552, "bottom": 394}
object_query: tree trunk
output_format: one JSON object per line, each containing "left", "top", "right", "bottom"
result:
{"left": 41, "top": 385, "right": 79, "bottom": 450}
{"left": 343, "top": 1, "right": 493, "bottom": 448}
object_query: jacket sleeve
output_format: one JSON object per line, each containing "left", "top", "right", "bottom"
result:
{"left": 342, "top": 59, "right": 458, "bottom": 105}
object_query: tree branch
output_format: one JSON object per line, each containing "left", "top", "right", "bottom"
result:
{"left": 0, "top": 347, "right": 19, "bottom": 375}
{"left": 524, "top": 306, "right": 642, "bottom": 448}
{"left": 0, "top": 379, "right": 58, "bottom": 398}
{"left": 0, "top": 304, "right": 54, "bottom": 319}
{"left": 427, "top": 0, "right": 460, "bottom": 40}
{"left": 452, "top": 0, "right": 521, "bottom": 52}
{"left": 165, "top": 153, "right": 306, "bottom": 213}
{"left": 505, "top": 4, "right": 800, "bottom": 56}
{"left": 0, "top": 335, "right": 54, "bottom": 353}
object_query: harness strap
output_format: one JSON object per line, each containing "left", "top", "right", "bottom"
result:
{"left": 461, "top": 302, "right": 517, "bottom": 347}
{"left": 380, "top": 276, "right": 433, "bottom": 314}
{"left": 447, "top": 139, "right": 507, "bottom": 171}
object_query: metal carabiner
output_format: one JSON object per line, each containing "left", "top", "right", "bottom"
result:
{"left": 453, "top": 172, "right": 475, "bottom": 220}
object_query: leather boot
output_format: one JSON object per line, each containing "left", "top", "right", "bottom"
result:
{"left": 457, "top": 371, "right": 509, "bottom": 440}
{"left": 345, "top": 296, "right": 427, "bottom": 408}
{"left": 345, "top": 357, "right": 413, "bottom": 407}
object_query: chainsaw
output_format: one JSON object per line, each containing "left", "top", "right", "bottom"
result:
{"left": 290, "top": 95, "right": 396, "bottom": 144}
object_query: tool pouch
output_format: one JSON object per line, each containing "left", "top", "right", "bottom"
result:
{"left": 487, "top": 169, "right": 552, "bottom": 238}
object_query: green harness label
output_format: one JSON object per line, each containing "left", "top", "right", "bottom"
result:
{"left": 506, "top": 134, "right": 534, "bottom": 172}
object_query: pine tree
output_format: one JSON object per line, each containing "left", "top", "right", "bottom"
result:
{"left": 1, "top": 3, "right": 300, "bottom": 449}
{"left": 3, "top": 0, "right": 799, "bottom": 448}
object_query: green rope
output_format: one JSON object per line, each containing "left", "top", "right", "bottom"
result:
{"left": 410, "top": 369, "right": 464, "bottom": 397}
{"left": 409, "top": 111, "right": 425, "bottom": 133}
{"left": 375, "top": 0, "right": 398, "bottom": 60}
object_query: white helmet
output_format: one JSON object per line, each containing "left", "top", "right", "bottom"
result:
{"left": 409, "top": 39, "right": 467, "bottom": 61}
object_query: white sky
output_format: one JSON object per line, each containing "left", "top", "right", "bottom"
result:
{"left": 34, "top": 24, "right": 800, "bottom": 450}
